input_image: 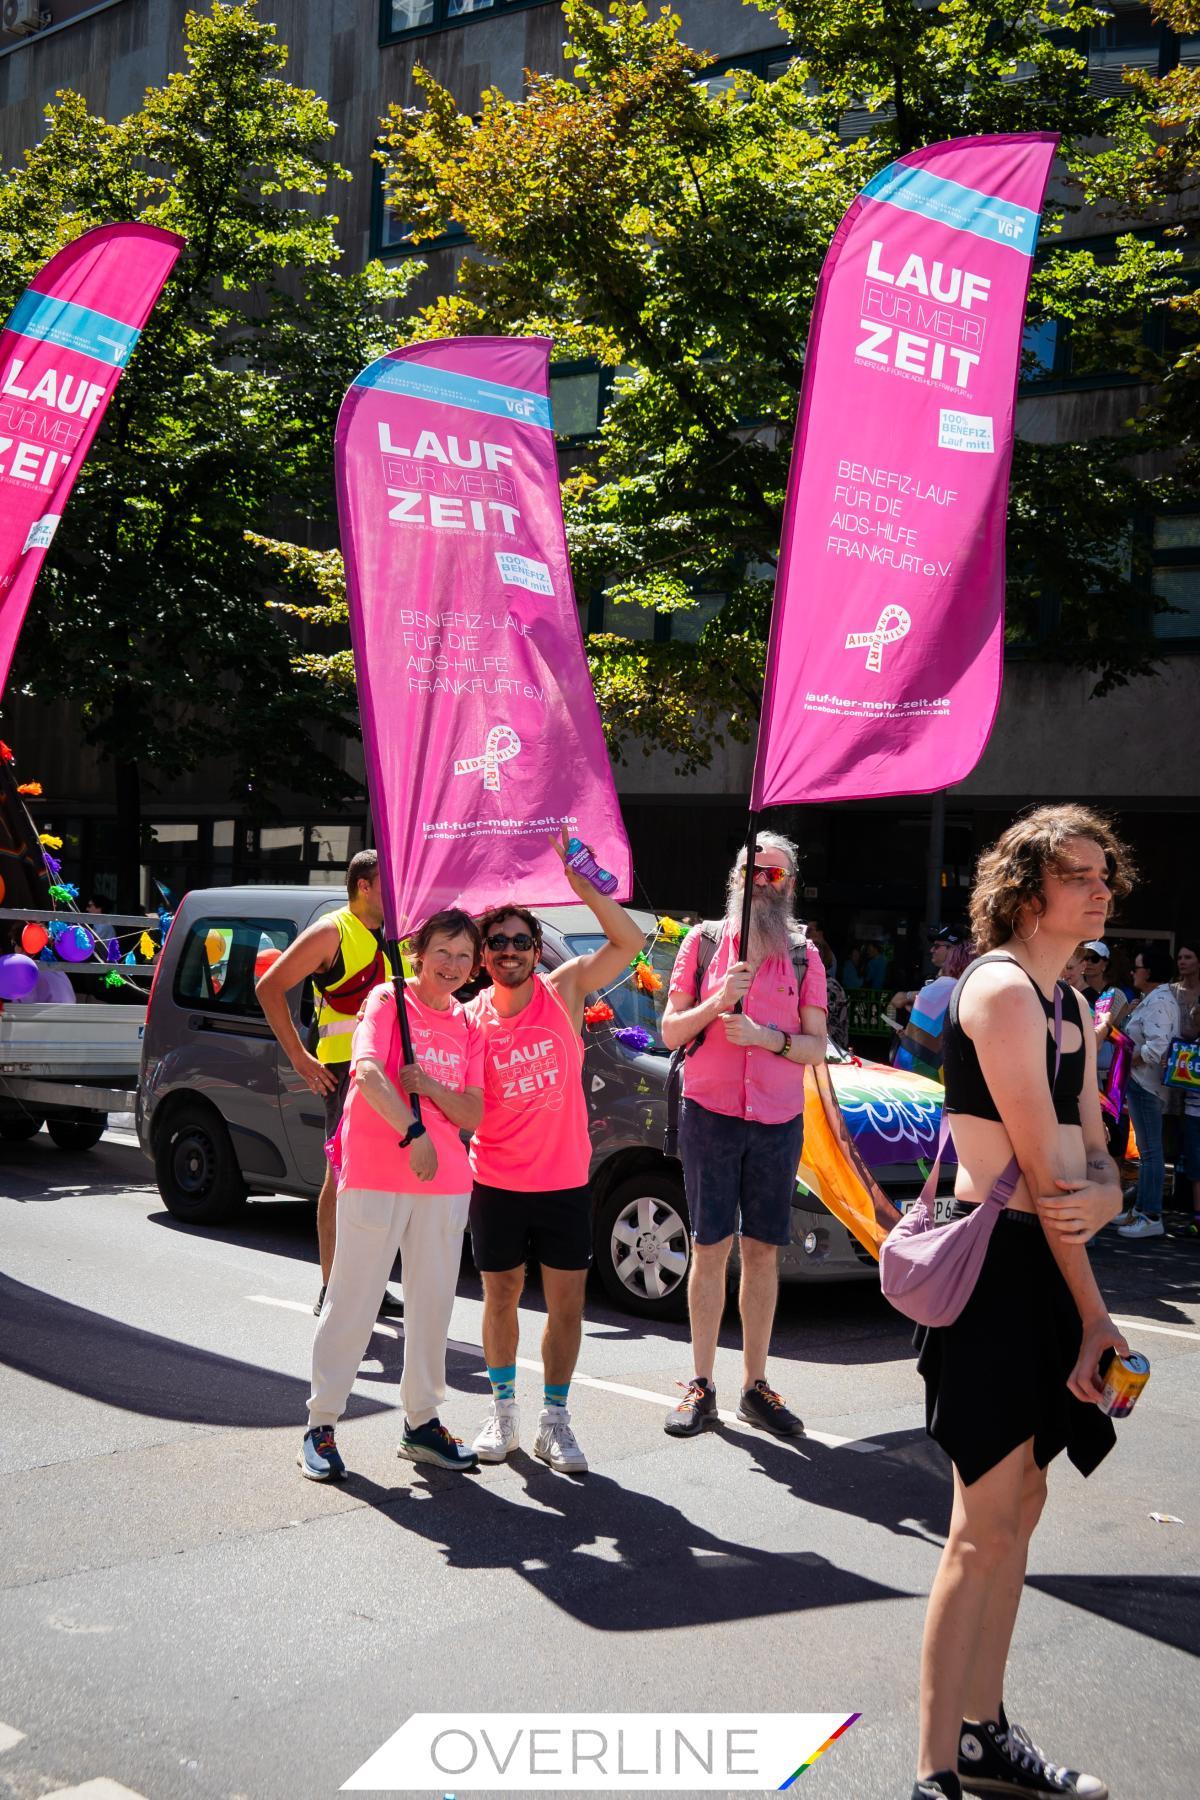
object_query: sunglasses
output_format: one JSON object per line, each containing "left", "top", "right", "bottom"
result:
{"left": 485, "top": 931, "right": 538, "bottom": 953}
{"left": 1081, "top": 953, "right": 1102, "bottom": 963}
{"left": 738, "top": 864, "right": 789, "bottom": 886}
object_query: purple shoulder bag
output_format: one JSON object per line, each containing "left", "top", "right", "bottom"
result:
{"left": 879, "top": 981, "right": 1062, "bottom": 1328}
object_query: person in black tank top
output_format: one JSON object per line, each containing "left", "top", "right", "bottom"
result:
{"left": 908, "top": 807, "right": 1136, "bottom": 1800}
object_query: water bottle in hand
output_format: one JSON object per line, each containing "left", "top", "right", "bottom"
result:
{"left": 565, "top": 837, "right": 619, "bottom": 895}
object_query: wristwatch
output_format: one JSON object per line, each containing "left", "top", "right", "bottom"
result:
{"left": 399, "top": 1121, "right": 428, "bottom": 1148}
{"left": 774, "top": 1031, "right": 792, "bottom": 1058}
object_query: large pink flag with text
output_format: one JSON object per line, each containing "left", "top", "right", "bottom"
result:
{"left": 751, "top": 134, "right": 1057, "bottom": 808}
{"left": 335, "top": 337, "right": 631, "bottom": 940}
{"left": 0, "top": 224, "right": 183, "bottom": 696}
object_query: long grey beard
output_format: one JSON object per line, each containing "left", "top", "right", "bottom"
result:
{"left": 724, "top": 886, "right": 795, "bottom": 967}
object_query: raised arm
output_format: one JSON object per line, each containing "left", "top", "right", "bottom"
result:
{"left": 545, "top": 831, "right": 646, "bottom": 1022}
{"left": 255, "top": 915, "right": 340, "bottom": 1096}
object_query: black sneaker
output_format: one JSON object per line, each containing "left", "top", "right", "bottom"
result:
{"left": 664, "top": 1378, "right": 717, "bottom": 1437}
{"left": 737, "top": 1379, "right": 805, "bottom": 1438}
{"left": 377, "top": 1289, "right": 404, "bottom": 1319}
{"left": 398, "top": 1417, "right": 478, "bottom": 1471}
{"left": 959, "top": 1716, "right": 1107, "bottom": 1798}
{"left": 914, "top": 1776, "right": 962, "bottom": 1800}
{"left": 313, "top": 1284, "right": 326, "bottom": 1318}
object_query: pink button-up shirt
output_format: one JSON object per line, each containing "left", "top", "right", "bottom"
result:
{"left": 669, "top": 921, "right": 828, "bottom": 1125}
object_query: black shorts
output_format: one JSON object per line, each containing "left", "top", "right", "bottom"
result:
{"left": 322, "top": 1062, "right": 352, "bottom": 1143}
{"left": 469, "top": 1182, "right": 592, "bottom": 1272}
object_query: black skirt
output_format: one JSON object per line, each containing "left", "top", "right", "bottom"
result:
{"left": 914, "top": 1207, "right": 1117, "bottom": 1486}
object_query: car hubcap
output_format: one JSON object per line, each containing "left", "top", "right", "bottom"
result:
{"left": 610, "top": 1192, "right": 689, "bottom": 1301}
{"left": 175, "top": 1130, "right": 214, "bottom": 1196}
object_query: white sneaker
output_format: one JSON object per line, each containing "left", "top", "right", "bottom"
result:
{"left": 473, "top": 1400, "right": 520, "bottom": 1463}
{"left": 1118, "top": 1214, "right": 1165, "bottom": 1239}
{"left": 534, "top": 1405, "right": 588, "bottom": 1474}
{"left": 1110, "top": 1207, "right": 1136, "bottom": 1228}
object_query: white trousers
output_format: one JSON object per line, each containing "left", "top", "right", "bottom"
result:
{"left": 308, "top": 1186, "right": 470, "bottom": 1431}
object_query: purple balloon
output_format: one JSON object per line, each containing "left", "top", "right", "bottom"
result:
{"left": 0, "top": 953, "right": 40, "bottom": 1000}
{"left": 106, "top": 937, "right": 120, "bottom": 963}
{"left": 55, "top": 924, "right": 95, "bottom": 964}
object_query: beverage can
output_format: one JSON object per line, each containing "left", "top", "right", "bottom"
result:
{"left": 1097, "top": 1349, "right": 1150, "bottom": 1418}
{"left": 565, "top": 837, "right": 619, "bottom": 896}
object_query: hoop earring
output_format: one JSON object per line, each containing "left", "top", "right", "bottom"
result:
{"left": 1014, "top": 915, "right": 1040, "bottom": 943}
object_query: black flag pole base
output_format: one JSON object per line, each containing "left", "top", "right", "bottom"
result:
{"left": 734, "top": 811, "right": 761, "bottom": 1007}
{"left": 386, "top": 936, "right": 422, "bottom": 1131}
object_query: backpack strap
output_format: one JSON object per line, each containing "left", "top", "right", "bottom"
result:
{"left": 663, "top": 920, "right": 722, "bottom": 1158}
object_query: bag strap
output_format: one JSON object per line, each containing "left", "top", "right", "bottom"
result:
{"left": 915, "top": 977, "right": 1064, "bottom": 1218}
{"left": 663, "top": 922, "right": 722, "bottom": 1157}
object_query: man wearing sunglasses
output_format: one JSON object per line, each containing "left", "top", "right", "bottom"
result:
{"left": 661, "top": 832, "right": 827, "bottom": 1441}
{"left": 467, "top": 831, "right": 646, "bottom": 1474}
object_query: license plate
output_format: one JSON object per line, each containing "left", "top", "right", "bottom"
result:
{"left": 901, "top": 1195, "right": 957, "bottom": 1226}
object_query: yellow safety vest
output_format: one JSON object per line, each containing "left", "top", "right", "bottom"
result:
{"left": 313, "top": 906, "right": 386, "bottom": 1065}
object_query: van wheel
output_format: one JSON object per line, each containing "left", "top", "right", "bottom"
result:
{"left": 594, "top": 1171, "right": 691, "bottom": 1321}
{"left": 155, "top": 1102, "right": 246, "bottom": 1224}
{"left": 47, "top": 1114, "right": 106, "bottom": 1151}
{"left": 0, "top": 1112, "right": 45, "bottom": 1142}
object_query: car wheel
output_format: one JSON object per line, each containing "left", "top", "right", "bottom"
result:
{"left": 594, "top": 1171, "right": 691, "bottom": 1320}
{"left": 154, "top": 1100, "right": 246, "bottom": 1224}
{"left": 47, "top": 1114, "right": 106, "bottom": 1151}
{"left": 0, "top": 1111, "right": 45, "bottom": 1142}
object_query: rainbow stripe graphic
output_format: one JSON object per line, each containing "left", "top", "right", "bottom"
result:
{"left": 778, "top": 1713, "right": 861, "bottom": 1788}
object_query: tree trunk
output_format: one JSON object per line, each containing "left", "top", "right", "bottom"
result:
{"left": 113, "top": 757, "right": 143, "bottom": 912}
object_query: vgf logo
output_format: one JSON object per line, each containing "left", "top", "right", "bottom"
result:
{"left": 501, "top": 395, "right": 536, "bottom": 417}
{"left": 983, "top": 208, "right": 1026, "bottom": 242}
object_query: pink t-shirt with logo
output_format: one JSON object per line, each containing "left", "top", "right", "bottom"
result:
{"left": 337, "top": 983, "right": 483, "bottom": 1195}
{"left": 668, "top": 922, "right": 828, "bottom": 1126}
{"left": 468, "top": 973, "right": 591, "bottom": 1191}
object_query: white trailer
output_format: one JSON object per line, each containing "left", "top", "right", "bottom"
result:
{"left": 0, "top": 908, "right": 151, "bottom": 1151}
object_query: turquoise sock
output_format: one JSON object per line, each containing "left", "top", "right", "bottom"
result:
{"left": 544, "top": 1380, "right": 570, "bottom": 1410}
{"left": 487, "top": 1363, "right": 516, "bottom": 1404}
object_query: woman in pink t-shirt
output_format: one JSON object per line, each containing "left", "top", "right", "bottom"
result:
{"left": 301, "top": 909, "right": 484, "bottom": 1482}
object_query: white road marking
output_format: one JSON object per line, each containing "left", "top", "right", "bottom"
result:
{"left": 246, "top": 1294, "right": 884, "bottom": 1452}
{"left": 49, "top": 1783, "right": 149, "bottom": 1799}
{"left": 0, "top": 1723, "right": 27, "bottom": 1753}
{"left": 1111, "top": 1317, "right": 1200, "bottom": 1342}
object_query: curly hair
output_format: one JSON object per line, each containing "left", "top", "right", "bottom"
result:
{"left": 476, "top": 902, "right": 542, "bottom": 947}
{"left": 969, "top": 805, "right": 1135, "bottom": 953}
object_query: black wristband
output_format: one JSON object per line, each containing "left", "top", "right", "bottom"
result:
{"left": 399, "top": 1121, "right": 427, "bottom": 1148}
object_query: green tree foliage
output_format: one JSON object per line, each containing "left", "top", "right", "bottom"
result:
{"left": 268, "top": 0, "right": 1197, "bottom": 773}
{"left": 0, "top": 2, "right": 417, "bottom": 899}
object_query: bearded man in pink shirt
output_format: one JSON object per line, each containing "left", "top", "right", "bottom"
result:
{"left": 467, "top": 833, "right": 646, "bottom": 1475}
{"left": 661, "top": 832, "right": 828, "bottom": 1441}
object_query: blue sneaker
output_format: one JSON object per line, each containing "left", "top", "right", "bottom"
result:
{"left": 398, "top": 1417, "right": 478, "bottom": 1472}
{"left": 297, "top": 1424, "right": 346, "bottom": 1481}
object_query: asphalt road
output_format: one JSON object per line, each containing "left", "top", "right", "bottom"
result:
{"left": 2, "top": 1128, "right": 1198, "bottom": 1800}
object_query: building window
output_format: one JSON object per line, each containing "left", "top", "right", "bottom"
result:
{"left": 380, "top": 0, "right": 553, "bottom": 46}
{"left": 370, "top": 157, "right": 469, "bottom": 260}
{"left": 1152, "top": 515, "right": 1200, "bottom": 641}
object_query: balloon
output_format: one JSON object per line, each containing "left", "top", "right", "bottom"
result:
{"left": 106, "top": 937, "right": 120, "bottom": 963}
{"left": 0, "top": 953, "right": 39, "bottom": 1000}
{"left": 255, "top": 947, "right": 281, "bottom": 980}
{"left": 21, "top": 922, "right": 49, "bottom": 956}
{"left": 138, "top": 931, "right": 157, "bottom": 960}
{"left": 205, "top": 929, "right": 226, "bottom": 964}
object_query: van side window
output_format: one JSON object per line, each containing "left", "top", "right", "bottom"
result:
{"left": 174, "top": 918, "right": 296, "bottom": 1017}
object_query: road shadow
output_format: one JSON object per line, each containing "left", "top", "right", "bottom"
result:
{"left": 340, "top": 1453, "right": 919, "bottom": 1633}
{"left": 1026, "top": 1573, "right": 1200, "bottom": 1658}
{"left": 0, "top": 1270, "right": 384, "bottom": 1428}
{"left": 1089, "top": 1230, "right": 1200, "bottom": 1328}
{"left": 0, "top": 1132, "right": 155, "bottom": 1201}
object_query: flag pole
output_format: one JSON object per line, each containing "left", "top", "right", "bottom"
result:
{"left": 736, "top": 811, "right": 760, "bottom": 968}
{"left": 385, "top": 936, "right": 422, "bottom": 1132}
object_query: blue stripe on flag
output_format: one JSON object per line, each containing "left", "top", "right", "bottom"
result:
{"left": 353, "top": 357, "right": 553, "bottom": 430}
{"left": 4, "top": 289, "right": 141, "bottom": 364}
{"left": 862, "top": 162, "right": 1041, "bottom": 256}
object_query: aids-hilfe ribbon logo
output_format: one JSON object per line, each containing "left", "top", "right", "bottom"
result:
{"left": 454, "top": 724, "right": 522, "bottom": 792}
{"left": 844, "top": 604, "right": 911, "bottom": 673}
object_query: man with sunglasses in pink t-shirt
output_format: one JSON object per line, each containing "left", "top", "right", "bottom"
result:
{"left": 467, "top": 830, "right": 646, "bottom": 1475}
{"left": 661, "top": 831, "right": 827, "bottom": 1441}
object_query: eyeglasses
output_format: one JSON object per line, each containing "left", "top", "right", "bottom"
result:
{"left": 1081, "top": 953, "right": 1102, "bottom": 963}
{"left": 485, "top": 932, "right": 537, "bottom": 953}
{"left": 737, "top": 864, "right": 789, "bottom": 886}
